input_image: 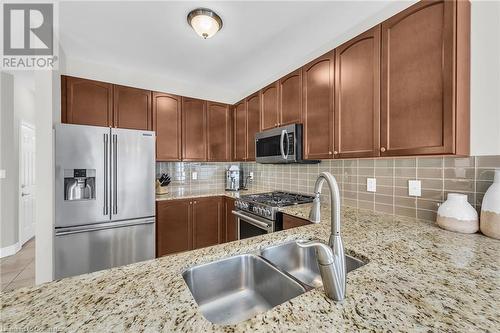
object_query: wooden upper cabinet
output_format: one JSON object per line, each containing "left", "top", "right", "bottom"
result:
{"left": 113, "top": 85, "right": 152, "bottom": 130}
{"left": 279, "top": 69, "right": 303, "bottom": 126}
{"left": 182, "top": 97, "right": 207, "bottom": 161}
{"left": 207, "top": 102, "right": 231, "bottom": 161}
{"left": 233, "top": 101, "right": 247, "bottom": 161}
{"left": 156, "top": 199, "right": 192, "bottom": 257}
{"left": 246, "top": 92, "right": 261, "bottom": 161}
{"left": 62, "top": 76, "right": 113, "bottom": 127}
{"left": 335, "top": 26, "right": 381, "bottom": 159}
{"left": 381, "top": 0, "right": 469, "bottom": 156}
{"left": 260, "top": 82, "right": 279, "bottom": 130}
{"left": 302, "top": 51, "right": 335, "bottom": 160}
{"left": 192, "top": 197, "right": 222, "bottom": 249}
{"left": 153, "top": 92, "right": 182, "bottom": 161}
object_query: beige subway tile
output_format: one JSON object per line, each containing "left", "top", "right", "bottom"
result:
{"left": 343, "top": 174, "right": 357, "bottom": 184}
{"left": 476, "top": 193, "right": 485, "bottom": 207}
{"left": 343, "top": 183, "right": 358, "bottom": 192}
{"left": 358, "top": 159, "right": 375, "bottom": 168}
{"left": 444, "top": 156, "right": 475, "bottom": 168}
{"left": 377, "top": 185, "right": 394, "bottom": 195}
{"left": 375, "top": 194, "right": 393, "bottom": 205}
{"left": 331, "top": 160, "right": 342, "bottom": 168}
{"left": 394, "top": 186, "right": 410, "bottom": 197}
{"left": 476, "top": 168, "right": 496, "bottom": 182}
{"left": 444, "top": 179, "right": 475, "bottom": 192}
{"left": 444, "top": 167, "right": 475, "bottom": 180}
{"left": 358, "top": 167, "right": 375, "bottom": 176}
{"left": 375, "top": 203, "right": 394, "bottom": 215}
{"left": 417, "top": 209, "right": 437, "bottom": 222}
{"left": 476, "top": 155, "right": 500, "bottom": 168}
{"left": 344, "top": 198, "right": 357, "bottom": 208}
{"left": 395, "top": 206, "right": 416, "bottom": 218}
{"left": 395, "top": 196, "right": 416, "bottom": 208}
{"left": 394, "top": 158, "right": 416, "bottom": 168}
{"left": 417, "top": 168, "right": 443, "bottom": 179}
{"left": 394, "top": 177, "right": 411, "bottom": 188}
{"left": 344, "top": 160, "right": 358, "bottom": 168}
{"left": 375, "top": 167, "right": 394, "bottom": 177}
{"left": 375, "top": 159, "right": 394, "bottom": 168}
{"left": 344, "top": 191, "right": 357, "bottom": 200}
{"left": 395, "top": 168, "right": 416, "bottom": 177}
{"left": 417, "top": 199, "right": 440, "bottom": 212}
{"left": 417, "top": 157, "right": 443, "bottom": 168}
{"left": 377, "top": 177, "right": 394, "bottom": 187}
{"left": 358, "top": 200, "right": 374, "bottom": 211}
{"left": 358, "top": 192, "right": 374, "bottom": 202}
{"left": 421, "top": 189, "right": 444, "bottom": 201}
{"left": 420, "top": 179, "right": 443, "bottom": 190}
{"left": 344, "top": 167, "right": 357, "bottom": 176}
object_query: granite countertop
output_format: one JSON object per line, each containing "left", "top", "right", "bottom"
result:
{"left": 1, "top": 206, "right": 499, "bottom": 332}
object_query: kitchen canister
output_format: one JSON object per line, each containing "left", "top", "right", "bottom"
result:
{"left": 480, "top": 169, "right": 500, "bottom": 239}
{"left": 437, "top": 193, "right": 479, "bottom": 233}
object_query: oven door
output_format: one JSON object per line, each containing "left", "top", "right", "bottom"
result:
{"left": 232, "top": 210, "right": 273, "bottom": 240}
{"left": 255, "top": 124, "right": 297, "bottom": 164}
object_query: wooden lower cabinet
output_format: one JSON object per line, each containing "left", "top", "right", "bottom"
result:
{"left": 192, "top": 197, "right": 222, "bottom": 249}
{"left": 224, "top": 197, "right": 238, "bottom": 242}
{"left": 156, "top": 199, "right": 192, "bottom": 257}
{"left": 282, "top": 214, "right": 310, "bottom": 230}
{"left": 157, "top": 196, "right": 234, "bottom": 257}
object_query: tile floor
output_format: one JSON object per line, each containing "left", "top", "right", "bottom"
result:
{"left": 1, "top": 238, "right": 35, "bottom": 292}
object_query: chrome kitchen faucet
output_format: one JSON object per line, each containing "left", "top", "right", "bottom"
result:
{"left": 298, "top": 172, "right": 346, "bottom": 301}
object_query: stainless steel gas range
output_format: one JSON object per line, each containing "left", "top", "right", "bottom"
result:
{"left": 232, "top": 191, "right": 315, "bottom": 240}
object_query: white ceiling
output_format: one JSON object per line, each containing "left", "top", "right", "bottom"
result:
{"left": 59, "top": 1, "right": 415, "bottom": 104}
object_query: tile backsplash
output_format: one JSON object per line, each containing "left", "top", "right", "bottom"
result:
{"left": 157, "top": 155, "right": 499, "bottom": 221}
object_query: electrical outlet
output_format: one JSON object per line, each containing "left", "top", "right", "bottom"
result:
{"left": 408, "top": 180, "right": 421, "bottom": 197}
{"left": 249, "top": 172, "right": 254, "bottom": 180}
{"left": 367, "top": 178, "right": 376, "bottom": 192}
{"left": 0, "top": 169, "right": 5, "bottom": 179}
{"left": 192, "top": 171, "right": 198, "bottom": 180}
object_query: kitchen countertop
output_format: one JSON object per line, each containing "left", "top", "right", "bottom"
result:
{"left": 1, "top": 205, "right": 499, "bottom": 332}
{"left": 155, "top": 188, "right": 269, "bottom": 201}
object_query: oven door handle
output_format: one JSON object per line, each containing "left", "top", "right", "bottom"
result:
{"left": 232, "top": 210, "right": 271, "bottom": 229}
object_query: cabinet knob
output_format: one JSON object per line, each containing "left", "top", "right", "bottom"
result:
{"left": 194, "top": 201, "right": 197, "bottom": 204}
{"left": 328, "top": 151, "right": 333, "bottom": 155}
{"left": 333, "top": 151, "right": 338, "bottom": 155}
{"left": 189, "top": 201, "right": 192, "bottom": 204}
{"left": 380, "top": 147, "right": 386, "bottom": 152}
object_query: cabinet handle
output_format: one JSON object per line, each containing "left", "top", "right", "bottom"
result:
{"left": 380, "top": 147, "right": 386, "bottom": 152}
{"left": 328, "top": 151, "right": 333, "bottom": 155}
{"left": 333, "top": 151, "right": 338, "bottom": 155}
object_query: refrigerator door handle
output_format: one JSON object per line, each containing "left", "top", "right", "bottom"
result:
{"left": 55, "top": 218, "right": 155, "bottom": 236}
{"left": 103, "top": 134, "right": 109, "bottom": 215}
{"left": 112, "top": 134, "right": 118, "bottom": 215}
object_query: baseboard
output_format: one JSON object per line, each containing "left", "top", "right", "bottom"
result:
{"left": 0, "top": 242, "right": 21, "bottom": 258}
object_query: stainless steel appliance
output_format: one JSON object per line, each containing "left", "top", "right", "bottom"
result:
{"left": 233, "top": 191, "right": 314, "bottom": 239}
{"left": 54, "top": 124, "right": 155, "bottom": 279}
{"left": 255, "top": 124, "right": 318, "bottom": 164}
{"left": 225, "top": 166, "right": 244, "bottom": 191}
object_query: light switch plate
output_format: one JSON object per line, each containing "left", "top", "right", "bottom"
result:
{"left": 408, "top": 180, "right": 421, "bottom": 197}
{"left": 367, "top": 178, "right": 376, "bottom": 192}
{"left": 249, "top": 172, "right": 254, "bottom": 180}
{"left": 192, "top": 171, "right": 198, "bottom": 180}
{"left": 0, "top": 169, "right": 5, "bottom": 179}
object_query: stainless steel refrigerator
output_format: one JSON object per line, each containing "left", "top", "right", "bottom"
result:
{"left": 54, "top": 124, "right": 155, "bottom": 279}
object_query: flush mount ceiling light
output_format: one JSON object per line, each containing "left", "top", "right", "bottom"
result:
{"left": 187, "top": 8, "right": 223, "bottom": 39}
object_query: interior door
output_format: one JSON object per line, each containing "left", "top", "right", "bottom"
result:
{"left": 111, "top": 128, "right": 155, "bottom": 222}
{"left": 55, "top": 124, "right": 110, "bottom": 228}
{"left": 19, "top": 122, "right": 36, "bottom": 245}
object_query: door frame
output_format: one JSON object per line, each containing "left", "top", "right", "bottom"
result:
{"left": 18, "top": 120, "right": 36, "bottom": 246}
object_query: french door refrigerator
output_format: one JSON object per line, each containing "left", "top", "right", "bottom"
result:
{"left": 54, "top": 124, "right": 155, "bottom": 279}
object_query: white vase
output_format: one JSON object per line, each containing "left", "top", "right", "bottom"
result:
{"left": 437, "top": 193, "right": 478, "bottom": 234}
{"left": 480, "top": 169, "right": 500, "bottom": 239}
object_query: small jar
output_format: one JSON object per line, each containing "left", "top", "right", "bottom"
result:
{"left": 480, "top": 169, "right": 500, "bottom": 239}
{"left": 437, "top": 193, "right": 478, "bottom": 234}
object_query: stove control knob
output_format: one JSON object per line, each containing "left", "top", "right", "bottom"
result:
{"left": 235, "top": 201, "right": 240, "bottom": 208}
{"left": 252, "top": 206, "right": 258, "bottom": 213}
{"left": 264, "top": 209, "right": 271, "bottom": 217}
{"left": 257, "top": 207, "right": 263, "bottom": 215}
{"left": 242, "top": 202, "right": 248, "bottom": 209}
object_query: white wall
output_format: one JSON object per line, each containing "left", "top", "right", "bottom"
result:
{"left": 470, "top": 0, "right": 500, "bottom": 156}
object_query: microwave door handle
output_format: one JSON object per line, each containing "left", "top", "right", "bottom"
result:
{"left": 284, "top": 131, "right": 290, "bottom": 159}
{"left": 280, "top": 130, "right": 287, "bottom": 159}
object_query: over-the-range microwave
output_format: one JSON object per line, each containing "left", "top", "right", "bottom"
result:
{"left": 255, "top": 124, "right": 318, "bottom": 164}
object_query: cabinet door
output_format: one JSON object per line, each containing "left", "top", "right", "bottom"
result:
{"left": 207, "top": 102, "right": 231, "bottom": 161}
{"left": 233, "top": 101, "right": 247, "bottom": 161}
{"left": 156, "top": 200, "right": 192, "bottom": 257}
{"left": 192, "top": 197, "right": 222, "bottom": 249}
{"left": 246, "top": 93, "right": 261, "bottom": 161}
{"left": 62, "top": 76, "right": 113, "bottom": 127}
{"left": 113, "top": 85, "right": 152, "bottom": 130}
{"left": 279, "top": 69, "right": 302, "bottom": 126}
{"left": 380, "top": 0, "right": 455, "bottom": 156}
{"left": 260, "top": 82, "right": 279, "bottom": 130}
{"left": 302, "top": 51, "right": 335, "bottom": 160}
{"left": 283, "top": 214, "right": 310, "bottom": 230}
{"left": 152, "top": 92, "right": 182, "bottom": 161}
{"left": 335, "top": 26, "right": 380, "bottom": 159}
{"left": 225, "top": 197, "right": 238, "bottom": 242}
{"left": 182, "top": 97, "right": 207, "bottom": 161}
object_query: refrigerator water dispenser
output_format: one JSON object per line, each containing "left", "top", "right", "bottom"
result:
{"left": 64, "top": 169, "right": 96, "bottom": 201}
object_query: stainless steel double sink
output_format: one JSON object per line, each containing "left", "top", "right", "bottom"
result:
{"left": 182, "top": 239, "right": 366, "bottom": 325}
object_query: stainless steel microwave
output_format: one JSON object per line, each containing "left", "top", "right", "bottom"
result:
{"left": 255, "top": 124, "right": 316, "bottom": 164}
